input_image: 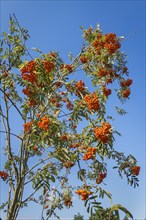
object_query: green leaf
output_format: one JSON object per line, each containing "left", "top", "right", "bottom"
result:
{"left": 50, "top": 175, "right": 55, "bottom": 183}
{"left": 111, "top": 204, "right": 133, "bottom": 219}
{"left": 87, "top": 204, "right": 91, "bottom": 213}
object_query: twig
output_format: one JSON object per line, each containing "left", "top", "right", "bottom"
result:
{"left": 25, "top": 156, "right": 51, "bottom": 177}
{"left": 0, "top": 130, "right": 22, "bottom": 140}
{"left": 13, "top": 13, "right": 34, "bottom": 60}
{"left": 22, "top": 186, "right": 40, "bottom": 204}
{"left": 0, "top": 88, "right": 23, "bottom": 118}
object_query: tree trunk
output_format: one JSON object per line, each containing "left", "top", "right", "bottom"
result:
{"left": 6, "top": 179, "right": 24, "bottom": 220}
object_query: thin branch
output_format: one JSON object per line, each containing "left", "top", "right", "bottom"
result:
{"left": 0, "top": 105, "right": 8, "bottom": 133}
{"left": 0, "top": 130, "right": 22, "bottom": 140}
{"left": 13, "top": 13, "right": 33, "bottom": 60}
{"left": 0, "top": 88, "right": 23, "bottom": 117}
{"left": 25, "top": 156, "right": 51, "bottom": 177}
{"left": 4, "top": 94, "right": 19, "bottom": 182}
{"left": 22, "top": 185, "right": 40, "bottom": 204}
{"left": 58, "top": 112, "right": 72, "bottom": 118}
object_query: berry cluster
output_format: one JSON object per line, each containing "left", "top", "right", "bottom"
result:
{"left": 131, "top": 166, "right": 140, "bottom": 176}
{"left": 63, "top": 196, "right": 72, "bottom": 207}
{"left": 0, "top": 171, "right": 8, "bottom": 181}
{"left": 120, "top": 78, "right": 133, "bottom": 98}
{"left": 97, "top": 68, "right": 109, "bottom": 77}
{"left": 102, "top": 86, "right": 112, "bottom": 97}
{"left": 60, "top": 64, "right": 73, "bottom": 73}
{"left": 92, "top": 33, "right": 120, "bottom": 55}
{"left": 42, "top": 60, "right": 55, "bottom": 73}
{"left": 23, "top": 121, "right": 32, "bottom": 132}
{"left": 82, "top": 147, "right": 96, "bottom": 160}
{"left": 84, "top": 92, "right": 100, "bottom": 111}
{"left": 60, "top": 134, "right": 68, "bottom": 141}
{"left": 63, "top": 161, "right": 75, "bottom": 169}
{"left": 21, "top": 60, "right": 37, "bottom": 83}
{"left": 94, "top": 122, "right": 112, "bottom": 143}
{"left": 21, "top": 55, "right": 56, "bottom": 106}
{"left": 76, "top": 188, "right": 92, "bottom": 200}
{"left": 104, "top": 33, "right": 121, "bottom": 54}
{"left": 96, "top": 173, "right": 107, "bottom": 184}
{"left": 66, "top": 101, "right": 73, "bottom": 110}
{"left": 76, "top": 80, "right": 85, "bottom": 91}
{"left": 38, "top": 116, "right": 50, "bottom": 131}
{"left": 80, "top": 55, "right": 88, "bottom": 63}
{"left": 70, "top": 142, "right": 80, "bottom": 148}
{"left": 50, "top": 97, "right": 61, "bottom": 108}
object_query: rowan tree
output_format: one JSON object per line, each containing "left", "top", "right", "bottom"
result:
{"left": 0, "top": 15, "right": 140, "bottom": 220}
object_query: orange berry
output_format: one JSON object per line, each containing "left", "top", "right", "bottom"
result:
{"left": 80, "top": 55, "right": 88, "bottom": 63}
{"left": 131, "top": 166, "right": 140, "bottom": 176}
{"left": 33, "top": 146, "right": 38, "bottom": 151}
{"left": 122, "top": 89, "right": 131, "bottom": 98}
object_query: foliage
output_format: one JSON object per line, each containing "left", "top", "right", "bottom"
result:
{"left": 89, "top": 204, "right": 133, "bottom": 220}
{"left": 0, "top": 15, "right": 140, "bottom": 220}
{"left": 73, "top": 212, "right": 84, "bottom": 220}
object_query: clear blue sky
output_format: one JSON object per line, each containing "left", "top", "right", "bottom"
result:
{"left": 0, "top": 1, "right": 145, "bottom": 219}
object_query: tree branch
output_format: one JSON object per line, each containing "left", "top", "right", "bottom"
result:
{"left": 0, "top": 130, "right": 22, "bottom": 140}
{"left": 0, "top": 88, "right": 23, "bottom": 118}
{"left": 22, "top": 185, "right": 40, "bottom": 204}
{"left": 4, "top": 94, "right": 19, "bottom": 182}
{"left": 25, "top": 156, "right": 51, "bottom": 178}
{"left": 13, "top": 13, "right": 33, "bottom": 60}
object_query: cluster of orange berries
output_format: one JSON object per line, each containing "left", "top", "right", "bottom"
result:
{"left": 80, "top": 55, "right": 88, "bottom": 64}
{"left": 76, "top": 188, "right": 92, "bottom": 200}
{"left": 23, "top": 121, "right": 32, "bottom": 132}
{"left": 94, "top": 122, "right": 112, "bottom": 143}
{"left": 104, "top": 33, "right": 121, "bottom": 54}
{"left": 63, "top": 198, "right": 72, "bottom": 207}
{"left": 21, "top": 59, "right": 55, "bottom": 78}
{"left": 60, "top": 134, "right": 68, "bottom": 141}
{"left": 63, "top": 161, "right": 75, "bottom": 169}
{"left": 33, "top": 146, "right": 38, "bottom": 152}
{"left": 102, "top": 86, "right": 112, "bottom": 97}
{"left": 97, "top": 68, "right": 117, "bottom": 87}
{"left": 82, "top": 147, "right": 96, "bottom": 160}
{"left": 96, "top": 173, "right": 107, "bottom": 184}
{"left": 21, "top": 56, "right": 56, "bottom": 106}
{"left": 120, "top": 78, "right": 133, "bottom": 98}
{"left": 60, "top": 64, "right": 73, "bottom": 73}
{"left": 92, "top": 33, "right": 121, "bottom": 55}
{"left": 55, "top": 81, "right": 63, "bottom": 88}
{"left": 21, "top": 61, "right": 38, "bottom": 106}
{"left": 22, "top": 86, "right": 37, "bottom": 106}
{"left": 0, "top": 171, "right": 8, "bottom": 181}
{"left": 21, "top": 60, "right": 37, "bottom": 83}
{"left": 22, "top": 86, "right": 35, "bottom": 97}
{"left": 92, "top": 33, "right": 105, "bottom": 53}
{"left": 97, "top": 68, "right": 110, "bottom": 77}
{"left": 76, "top": 80, "right": 85, "bottom": 91}
{"left": 131, "top": 166, "right": 140, "bottom": 176}
{"left": 42, "top": 60, "right": 55, "bottom": 73}
{"left": 70, "top": 142, "right": 80, "bottom": 148}
{"left": 84, "top": 92, "right": 100, "bottom": 111}
{"left": 38, "top": 116, "right": 50, "bottom": 131}
{"left": 5, "top": 92, "right": 10, "bottom": 99}
{"left": 66, "top": 101, "right": 73, "bottom": 110}
{"left": 50, "top": 97, "right": 61, "bottom": 108}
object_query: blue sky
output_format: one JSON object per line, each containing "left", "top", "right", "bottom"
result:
{"left": 0, "top": 0, "right": 145, "bottom": 219}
